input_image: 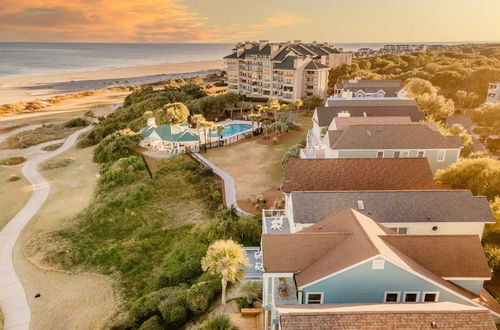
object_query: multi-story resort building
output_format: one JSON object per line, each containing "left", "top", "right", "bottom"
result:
{"left": 486, "top": 82, "right": 500, "bottom": 103}
{"left": 223, "top": 40, "right": 352, "bottom": 101}
{"left": 333, "top": 78, "right": 407, "bottom": 98}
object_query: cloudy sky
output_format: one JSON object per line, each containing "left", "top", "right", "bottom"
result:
{"left": 1, "top": 0, "right": 499, "bottom": 43}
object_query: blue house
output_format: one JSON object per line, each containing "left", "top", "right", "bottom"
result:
{"left": 247, "top": 209, "right": 500, "bottom": 329}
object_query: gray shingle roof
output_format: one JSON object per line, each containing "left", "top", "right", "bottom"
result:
{"left": 290, "top": 190, "right": 495, "bottom": 224}
{"left": 273, "top": 56, "right": 297, "bottom": 70}
{"left": 334, "top": 79, "right": 403, "bottom": 97}
{"left": 304, "top": 61, "right": 329, "bottom": 70}
{"left": 315, "top": 100, "right": 424, "bottom": 126}
{"left": 327, "top": 124, "right": 462, "bottom": 149}
{"left": 223, "top": 52, "right": 238, "bottom": 59}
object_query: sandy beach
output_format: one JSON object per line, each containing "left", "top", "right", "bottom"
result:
{"left": 0, "top": 59, "right": 224, "bottom": 105}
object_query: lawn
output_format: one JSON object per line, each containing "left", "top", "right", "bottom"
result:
{"left": 204, "top": 112, "right": 312, "bottom": 202}
{"left": 0, "top": 166, "right": 31, "bottom": 229}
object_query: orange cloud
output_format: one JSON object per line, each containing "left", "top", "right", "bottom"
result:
{"left": 0, "top": 0, "right": 223, "bottom": 42}
{"left": 251, "top": 11, "right": 310, "bottom": 31}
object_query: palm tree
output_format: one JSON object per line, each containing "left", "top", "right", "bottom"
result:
{"left": 204, "top": 121, "right": 216, "bottom": 147}
{"left": 262, "top": 119, "right": 272, "bottom": 140}
{"left": 191, "top": 114, "right": 206, "bottom": 143}
{"left": 201, "top": 240, "right": 249, "bottom": 307}
{"left": 294, "top": 99, "right": 303, "bottom": 112}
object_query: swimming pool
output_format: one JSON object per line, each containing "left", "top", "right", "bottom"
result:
{"left": 211, "top": 123, "right": 253, "bottom": 138}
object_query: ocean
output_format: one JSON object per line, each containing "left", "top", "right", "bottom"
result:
{"left": 0, "top": 41, "right": 487, "bottom": 78}
{"left": 0, "top": 42, "right": 233, "bottom": 77}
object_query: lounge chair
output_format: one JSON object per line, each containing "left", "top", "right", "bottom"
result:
{"left": 255, "top": 263, "right": 264, "bottom": 272}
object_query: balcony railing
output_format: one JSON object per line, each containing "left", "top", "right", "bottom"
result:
{"left": 300, "top": 148, "right": 316, "bottom": 159}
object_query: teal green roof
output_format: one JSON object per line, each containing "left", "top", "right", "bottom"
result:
{"left": 173, "top": 131, "right": 199, "bottom": 142}
{"left": 140, "top": 126, "right": 155, "bottom": 137}
{"left": 142, "top": 124, "right": 199, "bottom": 142}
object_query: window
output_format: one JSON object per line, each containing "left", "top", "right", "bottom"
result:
{"left": 401, "top": 150, "right": 409, "bottom": 158}
{"left": 306, "top": 292, "right": 324, "bottom": 304}
{"left": 389, "top": 227, "right": 408, "bottom": 234}
{"left": 422, "top": 292, "right": 439, "bottom": 302}
{"left": 394, "top": 151, "right": 401, "bottom": 158}
{"left": 403, "top": 292, "right": 419, "bottom": 302}
{"left": 384, "top": 292, "right": 400, "bottom": 302}
{"left": 437, "top": 150, "right": 446, "bottom": 162}
{"left": 357, "top": 200, "right": 365, "bottom": 210}
{"left": 417, "top": 150, "right": 425, "bottom": 158}
{"left": 377, "top": 151, "right": 384, "bottom": 158}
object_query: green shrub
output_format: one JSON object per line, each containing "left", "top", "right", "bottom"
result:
{"left": 158, "top": 289, "right": 190, "bottom": 327}
{"left": 93, "top": 129, "right": 142, "bottom": 163}
{"left": 138, "top": 315, "right": 163, "bottom": 330}
{"left": 64, "top": 117, "right": 89, "bottom": 128}
{"left": 484, "top": 244, "right": 500, "bottom": 271}
{"left": 235, "top": 297, "right": 251, "bottom": 311}
{"left": 201, "top": 315, "right": 238, "bottom": 330}
{"left": 240, "top": 281, "right": 263, "bottom": 303}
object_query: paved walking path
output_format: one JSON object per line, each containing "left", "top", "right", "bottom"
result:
{"left": 0, "top": 126, "right": 92, "bottom": 330}
{"left": 192, "top": 153, "right": 251, "bottom": 216}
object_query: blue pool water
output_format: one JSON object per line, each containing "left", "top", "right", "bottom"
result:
{"left": 211, "top": 124, "right": 253, "bottom": 138}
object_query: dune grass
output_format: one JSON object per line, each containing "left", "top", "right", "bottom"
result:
{"left": 0, "top": 124, "right": 79, "bottom": 149}
{"left": 0, "top": 156, "right": 26, "bottom": 165}
{"left": 30, "top": 155, "right": 260, "bottom": 328}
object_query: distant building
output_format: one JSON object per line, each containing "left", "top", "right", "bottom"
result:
{"left": 333, "top": 78, "right": 408, "bottom": 98}
{"left": 381, "top": 44, "right": 427, "bottom": 54}
{"left": 223, "top": 40, "right": 352, "bottom": 101}
{"left": 486, "top": 82, "right": 500, "bottom": 103}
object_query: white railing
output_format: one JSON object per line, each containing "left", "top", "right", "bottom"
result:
{"left": 300, "top": 148, "right": 315, "bottom": 159}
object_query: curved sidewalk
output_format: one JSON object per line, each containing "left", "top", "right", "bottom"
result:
{"left": 0, "top": 126, "right": 91, "bottom": 330}
{"left": 192, "top": 153, "right": 252, "bottom": 216}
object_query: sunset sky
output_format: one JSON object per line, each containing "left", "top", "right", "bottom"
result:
{"left": 1, "top": 0, "right": 499, "bottom": 43}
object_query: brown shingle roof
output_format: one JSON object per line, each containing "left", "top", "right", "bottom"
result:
{"left": 381, "top": 235, "right": 491, "bottom": 278}
{"left": 283, "top": 158, "right": 439, "bottom": 193}
{"left": 263, "top": 209, "right": 493, "bottom": 304}
{"left": 327, "top": 124, "right": 462, "bottom": 149}
{"left": 278, "top": 302, "right": 496, "bottom": 330}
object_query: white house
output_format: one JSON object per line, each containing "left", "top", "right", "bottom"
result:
{"left": 139, "top": 118, "right": 199, "bottom": 153}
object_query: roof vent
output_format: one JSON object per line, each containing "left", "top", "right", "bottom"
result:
{"left": 318, "top": 226, "right": 323, "bottom": 230}
{"left": 366, "top": 130, "right": 372, "bottom": 137}
{"left": 427, "top": 216, "right": 431, "bottom": 220}
{"left": 357, "top": 200, "right": 365, "bottom": 210}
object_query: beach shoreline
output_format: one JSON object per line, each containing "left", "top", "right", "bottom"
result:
{"left": 0, "top": 59, "right": 224, "bottom": 105}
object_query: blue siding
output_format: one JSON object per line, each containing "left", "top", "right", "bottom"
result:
{"left": 301, "top": 260, "right": 474, "bottom": 306}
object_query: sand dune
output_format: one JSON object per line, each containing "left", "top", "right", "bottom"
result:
{"left": 0, "top": 59, "right": 224, "bottom": 105}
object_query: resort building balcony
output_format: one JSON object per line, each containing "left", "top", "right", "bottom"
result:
{"left": 243, "top": 247, "right": 264, "bottom": 280}
{"left": 262, "top": 209, "right": 291, "bottom": 234}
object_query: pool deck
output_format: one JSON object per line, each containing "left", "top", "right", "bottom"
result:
{"left": 193, "top": 120, "right": 256, "bottom": 144}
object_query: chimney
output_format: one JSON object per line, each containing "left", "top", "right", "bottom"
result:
{"left": 293, "top": 40, "right": 302, "bottom": 44}
{"left": 244, "top": 41, "right": 253, "bottom": 49}
{"left": 312, "top": 41, "right": 317, "bottom": 44}
{"left": 236, "top": 45, "right": 245, "bottom": 57}
{"left": 259, "top": 40, "right": 269, "bottom": 50}
{"left": 338, "top": 111, "right": 351, "bottom": 118}
{"left": 270, "top": 43, "right": 280, "bottom": 55}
